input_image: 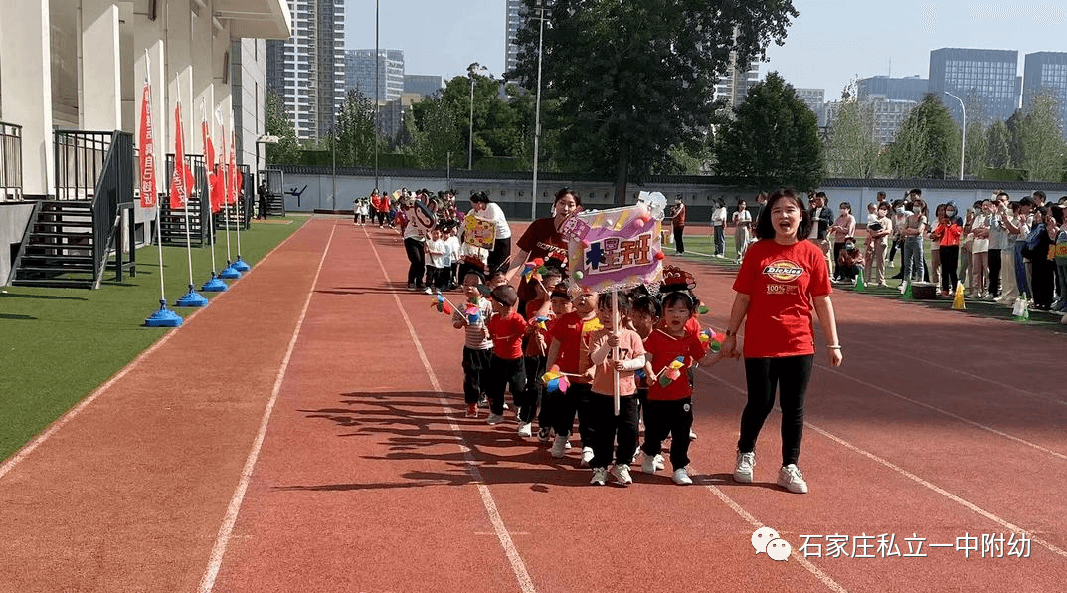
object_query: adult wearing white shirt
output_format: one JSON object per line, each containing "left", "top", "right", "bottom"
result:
{"left": 469, "top": 191, "right": 513, "bottom": 275}
{"left": 711, "top": 199, "right": 728, "bottom": 257}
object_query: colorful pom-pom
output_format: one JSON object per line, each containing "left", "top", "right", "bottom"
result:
{"left": 697, "top": 305, "right": 709, "bottom": 314}
{"left": 574, "top": 271, "right": 584, "bottom": 280}
{"left": 654, "top": 251, "right": 665, "bottom": 260}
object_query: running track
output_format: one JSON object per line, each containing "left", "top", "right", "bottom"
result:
{"left": 0, "top": 216, "right": 1065, "bottom": 592}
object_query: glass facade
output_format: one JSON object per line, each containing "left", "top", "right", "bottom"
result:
{"left": 1022, "top": 52, "right": 1067, "bottom": 137}
{"left": 929, "top": 48, "right": 1019, "bottom": 125}
{"left": 345, "top": 50, "right": 404, "bottom": 103}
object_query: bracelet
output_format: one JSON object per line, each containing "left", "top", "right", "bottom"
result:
{"left": 827, "top": 345, "right": 842, "bottom": 349}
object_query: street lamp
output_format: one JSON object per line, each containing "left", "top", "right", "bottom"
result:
{"left": 944, "top": 91, "right": 966, "bottom": 180}
{"left": 468, "top": 62, "right": 490, "bottom": 170}
{"left": 531, "top": 1, "right": 548, "bottom": 220}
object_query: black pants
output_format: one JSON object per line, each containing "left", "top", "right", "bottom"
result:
{"left": 1032, "top": 259, "right": 1056, "bottom": 308}
{"left": 940, "top": 245, "right": 959, "bottom": 292}
{"left": 988, "top": 249, "right": 1002, "bottom": 296}
{"left": 519, "top": 355, "right": 547, "bottom": 424}
{"left": 673, "top": 226, "right": 685, "bottom": 254}
{"left": 462, "top": 347, "right": 493, "bottom": 404}
{"left": 713, "top": 225, "right": 725, "bottom": 256}
{"left": 404, "top": 238, "right": 425, "bottom": 288}
{"left": 590, "top": 394, "right": 639, "bottom": 469}
{"left": 552, "top": 382, "right": 593, "bottom": 447}
{"left": 739, "top": 355, "right": 813, "bottom": 467}
{"left": 488, "top": 238, "right": 512, "bottom": 275}
{"left": 258, "top": 197, "right": 268, "bottom": 219}
{"left": 888, "top": 238, "right": 902, "bottom": 265}
{"left": 641, "top": 398, "right": 694, "bottom": 470}
{"left": 487, "top": 355, "right": 525, "bottom": 416}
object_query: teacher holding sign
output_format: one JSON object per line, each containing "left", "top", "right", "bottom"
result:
{"left": 469, "top": 191, "right": 512, "bottom": 275}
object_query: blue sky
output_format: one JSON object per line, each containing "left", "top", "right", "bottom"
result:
{"left": 344, "top": 0, "right": 1067, "bottom": 97}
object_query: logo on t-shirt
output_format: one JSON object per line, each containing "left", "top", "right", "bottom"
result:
{"left": 763, "top": 260, "right": 803, "bottom": 283}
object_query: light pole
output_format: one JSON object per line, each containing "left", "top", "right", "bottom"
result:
{"left": 468, "top": 62, "right": 489, "bottom": 170}
{"left": 531, "top": 1, "right": 547, "bottom": 220}
{"left": 374, "top": 0, "right": 380, "bottom": 192}
{"left": 944, "top": 91, "right": 966, "bottom": 180}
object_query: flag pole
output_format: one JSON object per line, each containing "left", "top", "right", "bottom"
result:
{"left": 221, "top": 118, "right": 244, "bottom": 277}
{"left": 231, "top": 115, "right": 251, "bottom": 272}
{"left": 175, "top": 74, "right": 207, "bottom": 307}
{"left": 216, "top": 105, "right": 234, "bottom": 268}
{"left": 143, "top": 50, "right": 181, "bottom": 326}
{"left": 200, "top": 99, "right": 226, "bottom": 291}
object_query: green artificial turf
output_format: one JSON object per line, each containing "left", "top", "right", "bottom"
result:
{"left": 0, "top": 215, "right": 309, "bottom": 462}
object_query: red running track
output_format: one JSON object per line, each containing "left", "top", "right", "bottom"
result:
{"left": 1, "top": 216, "right": 1065, "bottom": 592}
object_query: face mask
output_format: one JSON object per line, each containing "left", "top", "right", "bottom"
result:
{"left": 896, "top": 207, "right": 905, "bottom": 215}
{"left": 946, "top": 210, "right": 955, "bottom": 218}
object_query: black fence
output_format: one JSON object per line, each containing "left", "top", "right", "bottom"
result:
{"left": 89, "top": 131, "right": 135, "bottom": 284}
{"left": 0, "top": 121, "right": 23, "bottom": 201}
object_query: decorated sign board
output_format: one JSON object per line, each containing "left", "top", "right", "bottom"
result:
{"left": 463, "top": 213, "right": 496, "bottom": 249}
{"left": 559, "top": 194, "right": 666, "bottom": 292}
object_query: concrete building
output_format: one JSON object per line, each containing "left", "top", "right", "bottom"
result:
{"left": 795, "top": 88, "right": 826, "bottom": 126}
{"left": 345, "top": 49, "right": 404, "bottom": 103}
{"left": 266, "top": 0, "right": 344, "bottom": 142}
{"left": 929, "top": 48, "right": 1020, "bottom": 125}
{"left": 715, "top": 52, "right": 760, "bottom": 109}
{"left": 505, "top": 0, "right": 525, "bottom": 76}
{"left": 856, "top": 75, "right": 929, "bottom": 103}
{"left": 1022, "top": 52, "right": 1067, "bottom": 135}
{"left": 404, "top": 75, "right": 444, "bottom": 99}
{"left": 0, "top": 0, "right": 290, "bottom": 282}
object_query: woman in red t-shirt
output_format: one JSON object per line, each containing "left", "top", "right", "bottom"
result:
{"left": 721, "top": 187, "right": 842, "bottom": 495}
{"left": 506, "top": 188, "right": 582, "bottom": 307}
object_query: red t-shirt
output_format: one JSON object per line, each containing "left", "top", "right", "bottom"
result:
{"left": 732, "top": 239, "right": 832, "bottom": 358}
{"left": 643, "top": 329, "right": 708, "bottom": 401}
{"left": 546, "top": 311, "right": 597, "bottom": 376}
{"left": 516, "top": 217, "right": 570, "bottom": 302}
{"left": 487, "top": 311, "right": 527, "bottom": 360}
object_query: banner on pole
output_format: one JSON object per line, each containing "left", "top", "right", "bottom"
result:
{"left": 138, "top": 81, "right": 157, "bottom": 208}
{"left": 169, "top": 101, "right": 194, "bottom": 209}
{"left": 560, "top": 200, "right": 665, "bottom": 292}
{"left": 463, "top": 213, "right": 496, "bottom": 249}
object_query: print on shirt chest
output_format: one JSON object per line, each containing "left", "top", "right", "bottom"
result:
{"left": 762, "top": 259, "right": 803, "bottom": 296}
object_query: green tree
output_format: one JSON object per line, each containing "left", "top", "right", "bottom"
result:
{"left": 1016, "top": 92, "right": 1067, "bottom": 181}
{"left": 825, "top": 83, "right": 879, "bottom": 178}
{"left": 510, "top": 0, "right": 798, "bottom": 203}
{"left": 985, "top": 119, "right": 1013, "bottom": 169}
{"left": 406, "top": 94, "right": 464, "bottom": 169}
{"left": 887, "top": 94, "right": 959, "bottom": 178}
{"left": 334, "top": 89, "right": 380, "bottom": 167}
{"left": 264, "top": 88, "right": 301, "bottom": 164}
{"left": 713, "top": 72, "right": 824, "bottom": 189}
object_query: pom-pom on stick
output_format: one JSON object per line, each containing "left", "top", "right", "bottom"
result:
{"left": 699, "top": 328, "right": 724, "bottom": 352}
{"left": 697, "top": 304, "right": 709, "bottom": 314}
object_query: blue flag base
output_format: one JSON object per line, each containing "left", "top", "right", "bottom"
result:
{"left": 176, "top": 286, "right": 208, "bottom": 307}
{"left": 219, "top": 264, "right": 242, "bottom": 280}
{"left": 145, "top": 300, "right": 183, "bottom": 327}
{"left": 232, "top": 256, "right": 251, "bottom": 272}
{"left": 202, "top": 273, "right": 229, "bottom": 292}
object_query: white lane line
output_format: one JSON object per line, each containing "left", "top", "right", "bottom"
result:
{"left": 0, "top": 217, "right": 315, "bottom": 482}
{"left": 698, "top": 368, "right": 1067, "bottom": 560}
{"left": 697, "top": 480, "right": 848, "bottom": 592}
{"left": 858, "top": 344, "right": 1067, "bottom": 408}
{"left": 198, "top": 219, "right": 338, "bottom": 593}
{"left": 364, "top": 227, "right": 537, "bottom": 593}
{"left": 815, "top": 364, "right": 1067, "bottom": 461}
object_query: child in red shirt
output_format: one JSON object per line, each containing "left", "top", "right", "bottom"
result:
{"left": 545, "top": 289, "right": 599, "bottom": 462}
{"left": 517, "top": 268, "right": 564, "bottom": 438}
{"left": 640, "top": 291, "right": 720, "bottom": 485}
{"left": 485, "top": 285, "right": 527, "bottom": 425}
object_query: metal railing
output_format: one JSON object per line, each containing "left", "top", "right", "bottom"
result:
{"left": 0, "top": 121, "right": 23, "bottom": 201}
{"left": 54, "top": 130, "right": 114, "bottom": 201}
{"left": 89, "top": 131, "right": 134, "bottom": 286}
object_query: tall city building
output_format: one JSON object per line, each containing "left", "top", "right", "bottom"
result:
{"left": 929, "top": 48, "right": 1020, "bottom": 125}
{"left": 505, "top": 0, "right": 526, "bottom": 76}
{"left": 404, "top": 75, "right": 444, "bottom": 99}
{"left": 346, "top": 49, "right": 405, "bottom": 103}
{"left": 1022, "top": 52, "right": 1067, "bottom": 135}
{"left": 715, "top": 52, "right": 760, "bottom": 108}
{"left": 266, "top": 0, "right": 346, "bottom": 142}
{"left": 856, "top": 76, "right": 929, "bottom": 103}
{"left": 795, "top": 88, "right": 826, "bottom": 126}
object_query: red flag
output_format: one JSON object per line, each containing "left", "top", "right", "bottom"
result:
{"left": 201, "top": 114, "right": 215, "bottom": 180}
{"left": 169, "top": 101, "right": 194, "bottom": 209}
{"left": 138, "top": 81, "right": 157, "bottom": 208}
{"left": 209, "top": 164, "right": 225, "bottom": 213}
{"left": 227, "top": 129, "right": 237, "bottom": 205}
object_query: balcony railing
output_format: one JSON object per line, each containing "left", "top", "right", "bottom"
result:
{"left": 0, "top": 121, "right": 23, "bottom": 201}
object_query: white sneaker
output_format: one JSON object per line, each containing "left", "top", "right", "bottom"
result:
{"left": 689, "top": 429, "right": 698, "bottom": 440}
{"left": 580, "top": 447, "right": 594, "bottom": 467}
{"left": 517, "top": 422, "right": 532, "bottom": 437}
{"left": 640, "top": 452, "right": 665, "bottom": 474}
{"left": 672, "top": 467, "right": 693, "bottom": 485}
{"left": 424, "top": 287, "right": 433, "bottom": 294}
{"left": 734, "top": 451, "right": 755, "bottom": 483}
{"left": 778, "top": 464, "right": 808, "bottom": 494}
{"left": 612, "top": 464, "right": 633, "bottom": 486}
{"left": 590, "top": 467, "right": 609, "bottom": 486}
{"left": 537, "top": 427, "right": 551, "bottom": 443}
{"left": 486, "top": 413, "right": 505, "bottom": 425}
{"left": 550, "top": 435, "right": 569, "bottom": 458}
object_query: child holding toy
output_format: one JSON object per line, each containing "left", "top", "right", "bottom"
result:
{"left": 545, "top": 289, "right": 599, "bottom": 462}
{"left": 452, "top": 270, "right": 494, "bottom": 418}
{"left": 485, "top": 285, "right": 527, "bottom": 425}
{"left": 517, "top": 267, "right": 564, "bottom": 438}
